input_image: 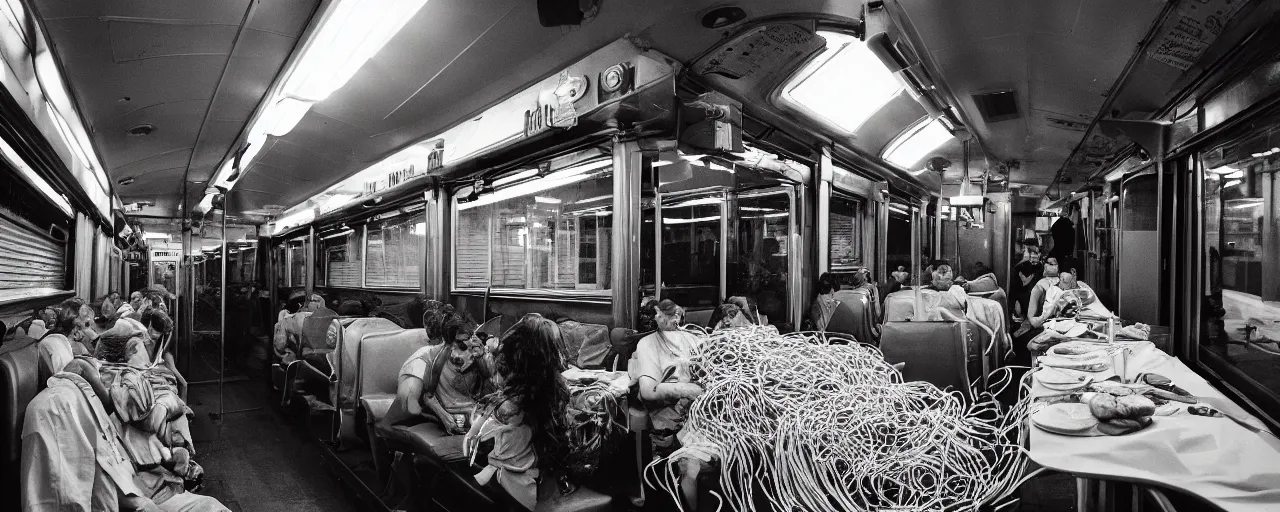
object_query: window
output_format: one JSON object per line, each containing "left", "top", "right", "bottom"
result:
{"left": 660, "top": 191, "right": 723, "bottom": 309}
{"left": 274, "top": 244, "right": 287, "bottom": 288}
{"left": 830, "top": 193, "right": 863, "bottom": 271}
{"left": 320, "top": 229, "right": 362, "bottom": 288}
{"left": 453, "top": 158, "right": 613, "bottom": 293}
{"left": 778, "top": 31, "right": 903, "bottom": 133}
{"left": 729, "top": 190, "right": 794, "bottom": 329}
{"left": 883, "top": 117, "right": 954, "bottom": 169}
{"left": 1198, "top": 110, "right": 1280, "bottom": 405}
{"left": 366, "top": 212, "right": 424, "bottom": 289}
{"left": 287, "top": 238, "right": 307, "bottom": 287}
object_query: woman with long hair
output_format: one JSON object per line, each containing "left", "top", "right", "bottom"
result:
{"left": 464, "top": 313, "right": 570, "bottom": 511}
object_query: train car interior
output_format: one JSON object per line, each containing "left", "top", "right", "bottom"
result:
{"left": 3, "top": 0, "right": 1280, "bottom": 511}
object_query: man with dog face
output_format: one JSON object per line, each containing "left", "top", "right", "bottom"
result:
{"left": 387, "top": 308, "right": 494, "bottom": 433}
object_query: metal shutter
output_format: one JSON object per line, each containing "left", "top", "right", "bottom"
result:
{"left": 0, "top": 210, "right": 66, "bottom": 290}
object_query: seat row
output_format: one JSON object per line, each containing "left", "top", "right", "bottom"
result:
{"left": 271, "top": 305, "right": 627, "bottom": 512}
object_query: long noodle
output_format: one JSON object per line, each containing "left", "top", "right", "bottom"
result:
{"left": 645, "top": 326, "right": 1033, "bottom": 512}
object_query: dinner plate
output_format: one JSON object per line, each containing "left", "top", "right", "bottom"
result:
{"left": 1036, "top": 366, "right": 1093, "bottom": 391}
{"left": 1032, "top": 403, "right": 1099, "bottom": 435}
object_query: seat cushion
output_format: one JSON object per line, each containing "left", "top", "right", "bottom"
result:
{"left": 375, "top": 420, "right": 467, "bottom": 464}
{"left": 360, "top": 394, "right": 395, "bottom": 426}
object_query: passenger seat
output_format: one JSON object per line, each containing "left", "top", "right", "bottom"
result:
{"left": 0, "top": 336, "right": 40, "bottom": 512}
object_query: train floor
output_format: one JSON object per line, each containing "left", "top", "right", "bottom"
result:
{"left": 187, "top": 379, "right": 364, "bottom": 512}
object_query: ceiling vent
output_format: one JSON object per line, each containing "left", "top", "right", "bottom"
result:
{"left": 972, "top": 90, "right": 1019, "bottom": 123}
{"left": 127, "top": 124, "right": 156, "bottom": 136}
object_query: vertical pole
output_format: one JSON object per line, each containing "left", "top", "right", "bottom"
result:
{"left": 306, "top": 225, "right": 315, "bottom": 300}
{"left": 911, "top": 199, "right": 924, "bottom": 320}
{"left": 612, "top": 139, "right": 642, "bottom": 329}
{"left": 219, "top": 195, "right": 228, "bottom": 421}
{"left": 817, "top": 147, "right": 833, "bottom": 274}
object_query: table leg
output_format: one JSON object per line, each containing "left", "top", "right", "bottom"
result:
{"left": 1078, "top": 477, "right": 1098, "bottom": 512}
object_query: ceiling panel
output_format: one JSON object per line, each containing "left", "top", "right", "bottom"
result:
{"left": 107, "top": 20, "right": 235, "bottom": 62}
{"left": 892, "top": 0, "right": 1170, "bottom": 187}
{"left": 35, "top": 0, "right": 318, "bottom": 215}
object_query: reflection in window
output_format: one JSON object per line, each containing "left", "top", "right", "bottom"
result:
{"left": 366, "top": 213, "right": 424, "bottom": 289}
{"left": 657, "top": 193, "right": 722, "bottom": 309}
{"left": 320, "top": 229, "right": 362, "bottom": 288}
{"left": 886, "top": 200, "right": 914, "bottom": 276}
{"left": 288, "top": 238, "right": 307, "bottom": 287}
{"left": 275, "top": 245, "right": 287, "bottom": 288}
{"left": 453, "top": 159, "right": 613, "bottom": 293}
{"left": 1200, "top": 120, "right": 1280, "bottom": 403}
{"left": 779, "top": 31, "right": 903, "bottom": 133}
{"left": 830, "top": 193, "right": 863, "bottom": 271}
{"left": 729, "top": 191, "right": 791, "bottom": 330}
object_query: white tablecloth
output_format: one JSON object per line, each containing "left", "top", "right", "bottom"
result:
{"left": 1029, "top": 342, "right": 1280, "bottom": 511}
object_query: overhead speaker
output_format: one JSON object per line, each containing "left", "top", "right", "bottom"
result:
{"left": 537, "top": 0, "right": 596, "bottom": 27}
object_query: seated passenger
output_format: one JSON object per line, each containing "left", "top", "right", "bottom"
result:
{"left": 810, "top": 272, "right": 840, "bottom": 331}
{"left": 384, "top": 309, "right": 492, "bottom": 432}
{"left": 631, "top": 300, "right": 713, "bottom": 511}
{"left": 94, "top": 331, "right": 197, "bottom": 479}
{"left": 22, "top": 359, "right": 227, "bottom": 511}
{"left": 37, "top": 299, "right": 97, "bottom": 380}
{"left": 1031, "top": 268, "right": 1110, "bottom": 327}
{"left": 1026, "top": 256, "right": 1062, "bottom": 320}
{"left": 709, "top": 296, "right": 759, "bottom": 331}
{"left": 101, "top": 291, "right": 124, "bottom": 321}
{"left": 464, "top": 313, "right": 571, "bottom": 512}
{"left": 923, "top": 264, "right": 970, "bottom": 319}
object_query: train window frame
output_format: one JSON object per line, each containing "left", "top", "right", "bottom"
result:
{"left": 1190, "top": 109, "right": 1280, "bottom": 423}
{"left": 450, "top": 157, "right": 615, "bottom": 298}
{"left": 364, "top": 209, "right": 426, "bottom": 290}
{"left": 318, "top": 227, "right": 362, "bottom": 289}
{"left": 828, "top": 190, "right": 865, "bottom": 273}
{"left": 285, "top": 236, "right": 309, "bottom": 288}
{"left": 773, "top": 30, "right": 904, "bottom": 135}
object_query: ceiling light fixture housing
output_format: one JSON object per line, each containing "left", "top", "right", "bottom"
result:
{"left": 700, "top": 6, "right": 747, "bottom": 29}
{"left": 127, "top": 124, "right": 156, "bottom": 136}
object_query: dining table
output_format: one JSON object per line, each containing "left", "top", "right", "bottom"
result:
{"left": 1027, "top": 339, "right": 1280, "bottom": 511}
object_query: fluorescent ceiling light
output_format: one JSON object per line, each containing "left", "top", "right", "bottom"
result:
{"left": 413, "top": 222, "right": 426, "bottom": 236}
{"left": 1207, "top": 165, "right": 1237, "bottom": 175}
{"left": 320, "top": 229, "right": 354, "bottom": 240}
{"left": 458, "top": 159, "right": 611, "bottom": 210}
{"left": 1, "top": 136, "right": 72, "bottom": 215}
{"left": 272, "top": 209, "right": 315, "bottom": 234}
{"left": 494, "top": 169, "right": 538, "bottom": 186}
{"left": 743, "top": 212, "right": 789, "bottom": 219}
{"left": 1222, "top": 170, "right": 1244, "bottom": 179}
{"left": 534, "top": 196, "right": 562, "bottom": 204}
{"left": 663, "top": 215, "right": 721, "bottom": 225}
{"left": 319, "top": 193, "right": 357, "bottom": 213}
{"left": 211, "top": 0, "right": 430, "bottom": 192}
{"left": 666, "top": 197, "right": 722, "bottom": 208}
{"left": 780, "top": 31, "right": 903, "bottom": 133}
{"left": 1224, "top": 179, "right": 1243, "bottom": 188}
{"left": 595, "top": 211, "right": 612, "bottom": 216}
{"left": 883, "top": 117, "right": 954, "bottom": 169}
{"left": 1228, "top": 202, "right": 1263, "bottom": 209}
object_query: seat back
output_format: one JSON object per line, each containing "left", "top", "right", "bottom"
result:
{"left": 883, "top": 290, "right": 918, "bottom": 323}
{"left": 684, "top": 309, "right": 713, "bottom": 329}
{"left": 335, "top": 317, "right": 402, "bottom": 410}
{"left": 828, "top": 290, "right": 879, "bottom": 345}
{"left": 557, "top": 320, "right": 610, "bottom": 368}
{"left": 301, "top": 309, "right": 339, "bottom": 351}
{"left": 358, "top": 329, "right": 432, "bottom": 400}
{"left": 879, "top": 321, "right": 971, "bottom": 396}
{"left": 0, "top": 337, "right": 40, "bottom": 512}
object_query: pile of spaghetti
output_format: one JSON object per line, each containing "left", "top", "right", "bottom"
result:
{"left": 647, "top": 327, "right": 1032, "bottom": 512}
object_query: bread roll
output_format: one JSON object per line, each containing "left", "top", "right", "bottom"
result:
{"left": 1089, "top": 393, "right": 1120, "bottom": 421}
{"left": 1116, "top": 395, "right": 1156, "bottom": 418}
